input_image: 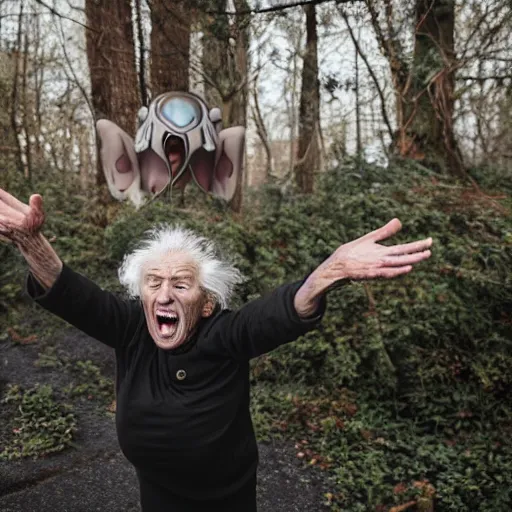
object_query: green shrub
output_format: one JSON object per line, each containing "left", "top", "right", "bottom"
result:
{"left": 64, "top": 360, "right": 115, "bottom": 404}
{"left": 245, "top": 163, "right": 512, "bottom": 419}
{"left": 0, "top": 384, "right": 76, "bottom": 460}
{"left": 2, "top": 159, "right": 511, "bottom": 509}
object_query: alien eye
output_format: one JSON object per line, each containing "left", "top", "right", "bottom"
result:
{"left": 160, "top": 97, "right": 201, "bottom": 129}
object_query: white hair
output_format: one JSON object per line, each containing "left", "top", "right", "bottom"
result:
{"left": 118, "top": 225, "right": 244, "bottom": 309}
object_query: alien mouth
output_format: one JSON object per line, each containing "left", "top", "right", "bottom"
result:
{"left": 165, "top": 136, "right": 185, "bottom": 177}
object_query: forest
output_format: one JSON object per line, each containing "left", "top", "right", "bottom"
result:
{"left": 0, "top": 0, "right": 511, "bottom": 511}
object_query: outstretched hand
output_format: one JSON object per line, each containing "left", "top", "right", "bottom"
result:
{"left": 0, "top": 189, "right": 45, "bottom": 245}
{"left": 295, "top": 219, "right": 432, "bottom": 317}
{"left": 322, "top": 218, "right": 431, "bottom": 282}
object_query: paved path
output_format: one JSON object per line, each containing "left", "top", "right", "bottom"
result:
{"left": 0, "top": 442, "right": 326, "bottom": 512}
{"left": 0, "top": 328, "right": 328, "bottom": 511}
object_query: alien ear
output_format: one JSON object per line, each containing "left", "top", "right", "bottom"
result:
{"left": 209, "top": 107, "right": 223, "bottom": 134}
{"left": 137, "top": 106, "right": 149, "bottom": 127}
{"left": 211, "top": 126, "right": 245, "bottom": 201}
{"left": 96, "top": 119, "right": 146, "bottom": 207}
{"left": 138, "top": 148, "right": 172, "bottom": 198}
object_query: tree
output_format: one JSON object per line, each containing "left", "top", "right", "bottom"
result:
{"left": 366, "top": 0, "right": 464, "bottom": 177}
{"left": 410, "top": 0, "right": 463, "bottom": 176}
{"left": 0, "top": 50, "right": 22, "bottom": 178}
{"left": 200, "top": 0, "right": 251, "bottom": 212}
{"left": 150, "top": 0, "right": 190, "bottom": 95}
{"left": 201, "top": 0, "right": 250, "bottom": 126}
{"left": 455, "top": 0, "right": 512, "bottom": 167}
{"left": 6, "top": 1, "right": 26, "bottom": 178}
{"left": 85, "top": 0, "right": 140, "bottom": 187}
{"left": 294, "top": 3, "right": 321, "bottom": 193}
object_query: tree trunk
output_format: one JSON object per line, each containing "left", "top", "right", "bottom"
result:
{"left": 201, "top": 0, "right": 228, "bottom": 108}
{"left": 407, "top": 0, "right": 464, "bottom": 176}
{"left": 201, "top": 0, "right": 250, "bottom": 213}
{"left": 134, "top": 0, "right": 149, "bottom": 106}
{"left": 201, "top": 0, "right": 250, "bottom": 125}
{"left": 294, "top": 3, "right": 320, "bottom": 194}
{"left": 10, "top": 3, "right": 25, "bottom": 176}
{"left": 150, "top": 0, "right": 190, "bottom": 95}
{"left": 366, "top": 0, "right": 464, "bottom": 177}
{"left": 21, "top": 23, "right": 32, "bottom": 183}
{"left": 85, "top": 0, "right": 140, "bottom": 188}
{"left": 354, "top": 31, "right": 362, "bottom": 156}
{"left": 225, "top": 0, "right": 250, "bottom": 213}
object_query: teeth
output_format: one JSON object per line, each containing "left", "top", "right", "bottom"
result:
{"left": 157, "top": 312, "right": 178, "bottom": 319}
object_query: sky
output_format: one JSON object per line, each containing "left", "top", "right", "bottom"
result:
{"left": 3, "top": 0, "right": 510, "bottom": 172}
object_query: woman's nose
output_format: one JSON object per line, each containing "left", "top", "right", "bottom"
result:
{"left": 156, "top": 283, "right": 174, "bottom": 304}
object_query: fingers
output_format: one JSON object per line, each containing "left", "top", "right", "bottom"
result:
{"left": 358, "top": 265, "right": 413, "bottom": 280}
{"left": 361, "top": 218, "right": 402, "bottom": 243}
{"left": 0, "top": 233, "right": 13, "bottom": 244}
{"left": 0, "top": 192, "right": 45, "bottom": 238}
{"left": 25, "top": 194, "right": 45, "bottom": 233}
{"left": 373, "top": 266, "right": 413, "bottom": 279}
{"left": 382, "top": 249, "right": 431, "bottom": 267}
{"left": 386, "top": 237, "right": 433, "bottom": 255}
{"left": 29, "top": 194, "right": 44, "bottom": 213}
{"left": 0, "top": 188, "right": 30, "bottom": 215}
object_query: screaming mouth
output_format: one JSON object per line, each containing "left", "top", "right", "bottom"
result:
{"left": 157, "top": 313, "right": 179, "bottom": 326}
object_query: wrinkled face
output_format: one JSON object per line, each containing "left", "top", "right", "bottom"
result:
{"left": 141, "top": 252, "right": 214, "bottom": 350}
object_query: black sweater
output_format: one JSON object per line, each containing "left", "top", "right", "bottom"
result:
{"left": 27, "top": 265, "right": 324, "bottom": 500}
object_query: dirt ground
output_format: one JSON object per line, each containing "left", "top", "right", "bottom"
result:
{"left": 0, "top": 326, "right": 330, "bottom": 511}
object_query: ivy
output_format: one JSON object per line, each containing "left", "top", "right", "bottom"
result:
{"left": 1, "top": 160, "right": 511, "bottom": 508}
{"left": 0, "top": 384, "right": 76, "bottom": 460}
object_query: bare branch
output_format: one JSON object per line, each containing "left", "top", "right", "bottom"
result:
{"left": 55, "top": 16, "right": 94, "bottom": 121}
{"left": 32, "top": 0, "right": 97, "bottom": 32}
{"left": 196, "top": 0, "right": 362, "bottom": 16}
{"left": 458, "top": 75, "right": 512, "bottom": 82}
{"left": 251, "top": 80, "right": 274, "bottom": 178}
{"left": 339, "top": 7, "right": 394, "bottom": 140}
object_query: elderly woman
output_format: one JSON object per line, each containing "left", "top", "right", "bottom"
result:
{"left": 0, "top": 188, "right": 432, "bottom": 511}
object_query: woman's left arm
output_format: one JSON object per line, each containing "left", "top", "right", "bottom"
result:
{"left": 294, "top": 218, "right": 432, "bottom": 317}
{"left": 209, "top": 219, "right": 432, "bottom": 360}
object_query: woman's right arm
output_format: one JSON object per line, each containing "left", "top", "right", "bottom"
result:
{"left": 1, "top": 188, "right": 140, "bottom": 349}
{"left": 0, "top": 190, "right": 62, "bottom": 289}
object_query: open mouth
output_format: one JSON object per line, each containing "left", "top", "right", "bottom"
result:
{"left": 156, "top": 312, "right": 179, "bottom": 336}
{"left": 164, "top": 136, "right": 185, "bottom": 177}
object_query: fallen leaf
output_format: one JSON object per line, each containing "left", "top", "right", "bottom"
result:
{"left": 8, "top": 328, "right": 38, "bottom": 345}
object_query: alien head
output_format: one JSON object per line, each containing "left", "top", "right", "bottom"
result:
{"left": 96, "top": 91, "right": 245, "bottom": 207}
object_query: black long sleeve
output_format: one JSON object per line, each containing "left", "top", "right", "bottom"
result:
{"left": 201, "top": 281, "right": 326, "bottom": 360}
{"left": 26, "top": 264, "right": 142, "bottom": 349}
{"left": 26, "top": 264, "right": 327, "bottom": 504}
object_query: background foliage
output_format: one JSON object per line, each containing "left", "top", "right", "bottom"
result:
{"left": 1, "top": 160, "right": 511, "bottom": 510}
{"left": 0, "top": 384, "right": 76, "bottom": 460}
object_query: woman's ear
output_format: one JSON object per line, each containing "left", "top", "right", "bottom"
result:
{"left": 202, "top": 295, "right": 216, "bottom": 318}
